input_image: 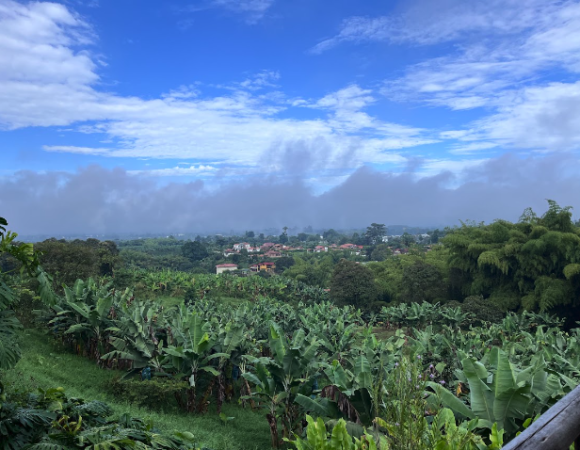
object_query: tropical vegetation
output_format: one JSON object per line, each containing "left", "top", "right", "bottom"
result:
{"left": 1, "top": 201, "right": 580, "bottom": 449}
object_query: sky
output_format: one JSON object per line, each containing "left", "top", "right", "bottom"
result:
{"left": 1, "top": 0, "right": 580, "bottom": 236}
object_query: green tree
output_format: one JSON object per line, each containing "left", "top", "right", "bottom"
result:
{"left": 443, "top": 200, "right": 580, "bottom": 315}
{"left": 231, "top": 249, "right": 249, "bottom": 266}
{"left": 181, "top": 241, "right": 209, "bottom": 262}
{"left": 330, "top": 260, "right": 378, "bottom": 309}
{"left": 36, "top": 239, "right": 100, "bottom": 288}
{"left": 97, "top": 240, "right": 119, "bottom": 276}
{"left": 430, "top": 229, "right": 441, "bottom": 244}
{"left": 275, "top": 256, "right": 295, "bottom": 273}
{"left": 401, "top": 232, "right": 415, "bottom": 247}
{"left": 370, "top": 244, "right": 392, "bottom": 262}
{"left": 365, "top": 223, "right": 387, "bottom": 245}
{"left": 245, "top": 230, "right": 255, "bottom": 238}
{"left": 323, "top": 229, "right": 340, "bottom": 242}
{"left": 400, "top": 260, "right": 447, "bottom": 304}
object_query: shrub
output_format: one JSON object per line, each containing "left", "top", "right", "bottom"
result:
{"left": 461, "top": 295, "right": 505, "bottom": 323}
{"left": 109, "top": 377, "right": 188, "bottom": 410}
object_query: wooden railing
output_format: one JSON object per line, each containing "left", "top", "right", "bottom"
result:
{"left": 502, "top": 384, "right": 580, "bottom": 450}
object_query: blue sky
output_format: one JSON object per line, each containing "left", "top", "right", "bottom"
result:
{"left": 1, "top": 0, "right": 580, "bottom": 234}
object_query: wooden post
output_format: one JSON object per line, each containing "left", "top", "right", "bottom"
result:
{"left": 503, "top": 384, "right": 580, "bottom": 450}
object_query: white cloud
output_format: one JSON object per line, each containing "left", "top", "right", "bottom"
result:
{"left": 472, "top": 81, "right": 580, "bottom": 151}
{"left": 128, "top": 165, "right": 218, "bottom": 177}
{"left": 334, "top": 0, "right": 580, "bottom": 156}
{"left": 215, "top": 70, "right": 280, "bottom": 92}
{"left": 0, "top": 0, "right": 96, "bottom": 86}
{"left": 416, "top": 157, "right": 490, "bottom": 181}
{"left": 43, "top": 145, "right": 111, "bottom": 155}
{"left": 0, "top": 0, "right": 434, "bottom": 180}
{"left": 4, "top": 154, "right": 580, "bottom": 235}
{"left": 448, "top": 142, "right": 498, "bottom": 155}
{"left": 393, "top": 1, "right": 580, "bottom": 108}
{"left": 311, "top": 0, "right": 567, "bottom": 53}
{"left": 316, "top": 0, "right": 580, "bottom": 128}
{"left": 432, "top": 80, "right": 580, "bottom": 156}
{"left": 315, "top": 84, "right": 374, "bottom": 111}
{"left": 185, "top": 0, "right": 275, "bottom": 24}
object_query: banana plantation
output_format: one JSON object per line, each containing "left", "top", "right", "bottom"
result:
{"left": 20, "top": 276, "right": 580, "bottom": 449}
{"left": 116, "top": 269, "right": 329, "bottom": 304}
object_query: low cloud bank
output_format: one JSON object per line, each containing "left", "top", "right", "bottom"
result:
{"left": 2, "top": 153, "right": 579, "bottom": 236}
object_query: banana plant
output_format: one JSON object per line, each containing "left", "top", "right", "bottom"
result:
{"left": 429, "top": 347, "right": 567, "bottom": 438}
{"left": 317, "top": 319, "right": 357, "bottom": 365}
{"left": 162, "top": 309, "right": 224, "bottom": 413}
{"left": 101, "top": 299, "right": 167, "bottom": 374}
{"left": 285, "top": 415, "right": 388, "bottom": 450}
{"left": 441, "top": 307, "right": 473, "bottom": 329}
{"left": 301, "top": 329, "right": 400, "bottom": 429}
{"left": 204, "top": 320, "right": 248, "bottom": 413}
{"left": 243, "top": 324, "right": 321, "bottom": 448}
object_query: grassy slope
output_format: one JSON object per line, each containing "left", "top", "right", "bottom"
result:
{"left": 4, "top": 328, "right": 272, "bottom": 450}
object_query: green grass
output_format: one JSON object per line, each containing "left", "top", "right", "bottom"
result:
{"left": 3, "top": 328, "right": 272, "bottom": 450}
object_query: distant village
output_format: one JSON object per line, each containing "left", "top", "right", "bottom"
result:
{"left": 216, "top": 233, "right": 434, "bottom": 275}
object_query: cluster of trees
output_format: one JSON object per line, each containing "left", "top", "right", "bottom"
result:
{"left": 1, "top": 235, "right": 122, "bottom": 290}
{"left": 445, "top": 201, "right": 580, "bottom": 319}
{"left": 35, "top": 238, "right": 120, "bottom": 287}
{"left": 327, "top": 201, "right": 580, "bottom": 323}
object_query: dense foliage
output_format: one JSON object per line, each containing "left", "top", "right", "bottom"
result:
{"left": 34, "top": 238, "right": 120, "bottom": 288}
{"left": 330, "top": 260, "right": 378, "bottom": 308}
{"left": 0, "top": 386, "right": 199, "bottom": 450}
{"left": 109, "top": 269, "right": 329, "bottom": 304}
{"left": 3, "top": 201, "right": 580, "bottom": 449}
{"left": 0, "top": 217, "right": 54, "bottom": 370}
{"left": 443, "top": 201, "right": 580, "bottom": 315}
{"left": 29, "top": 280, "right": 580, "bottom": 449}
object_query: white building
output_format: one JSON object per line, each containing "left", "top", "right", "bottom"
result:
{"left": 216, "top": 263, "right": 238, "bottom": 274}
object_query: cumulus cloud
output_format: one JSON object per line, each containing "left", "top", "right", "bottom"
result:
{"left": 2, "top": 153, "right": 579, "bottom": 236}
{"left": 331, "top": 0, "right": 580, "bottom": 156}
{"left": 377, "top": 0, "right": 580, "bottom": 109}
{"left": 0, "top": 0, "right": 433, "bottom": 182}
{"left": 472, "top": 81, "right": 580, "bottom": 151}
{"left": 314, "top": 0, "right": 580, "bottom": 132}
